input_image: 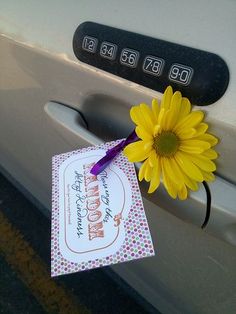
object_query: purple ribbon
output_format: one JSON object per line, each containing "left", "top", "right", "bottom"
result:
{"left": 90, "top": 130, "right": 139, "bottom": 175}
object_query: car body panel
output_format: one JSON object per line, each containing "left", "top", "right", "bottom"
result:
{"left": 1, "top": 1, "right": 236, "bottom": 313}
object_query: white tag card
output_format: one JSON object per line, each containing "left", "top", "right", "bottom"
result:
{"left": 51, "top": 140, "right": 155, "bottom": 277}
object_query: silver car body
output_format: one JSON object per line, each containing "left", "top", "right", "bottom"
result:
{"left": 1, "top": 1, "right": 236, "bottom": 313}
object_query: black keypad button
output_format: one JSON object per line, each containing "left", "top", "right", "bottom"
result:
{"left": 120, "top": 48, "right": 139, "bottom": 68}
{"left": 169, "top": 64, "right": 193, "bottom": 86}
{"left": 100, "top": 42, "right": 117, "bottom": 60}
{"left": 82, "top": 36, "right": 98, "bottom": 53}
{"left": 143, "top": 56, "right": 165, "bottom": 76}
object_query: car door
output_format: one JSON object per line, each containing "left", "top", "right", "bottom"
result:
{"left": 1, "top": 1, "right": 236, "bottom": 313}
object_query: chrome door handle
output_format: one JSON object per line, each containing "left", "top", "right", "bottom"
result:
{"left": 44, "top": 101, "right": 102, "bottom": 147}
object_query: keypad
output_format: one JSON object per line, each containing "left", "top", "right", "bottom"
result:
{"left": 81, "top": 34, "right": 193, "bottom": 85}
{"left": 73, "top": 22, "right": 229, "bottom": 106}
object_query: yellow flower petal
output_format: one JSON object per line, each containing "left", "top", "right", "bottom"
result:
{"left": 144, "top": 141, "right": 153, "bottom": 150}
{"left": 185, "top": 154, "right": 216, "bottom": 172}
{"left": 144, "top": 162, "right": 152, "bottom": 182}
{"left": 140, "top": 103, "right": 156, "bottom": 126}
{"left": 176, "top": 127, "right": 196, "bottom": 139}
{"left": 163, "top": 157, "right": 182, "bottom": 188}
{"left": 179, "top": 145, "right": 205, "bottom": 154}
{"left": 182, "top": 139, "right": 211, "bottom": 149}
{"left": 148, "top": 156, "right": 161, "bottom": 193}
{"left": 157, "top": 108, "right": 166, "bottom": 132}
{"left": 160, "top": 86, "right": 173, "bottom": 110}
{"left": 176, "top": 122, "right": 208, "bottom": 140}
{"left": 202, "top": 149, "right": 218, "bottom": 160}
{"left": 135, "top": 126, "right": 153, "bottom": 141}
{"left": 130, "top": 105, "right": 146, "bottom": 126}
{"left": 179, "top": 140, "right": 211, "bottom": 154}
{"left": 178, "top": 184, "right": 188, "bottom": 200}
{"left": 175, "top": 151, "right": 204, "bottom": 181}
{"left": 152, "top": 98, "right": 159, "bottom": 123}
{"left": 124, "top": 141, "right": 152, "bottom": 162}
{"left": 201, "top": 170, "right": 215, "bottom": 182}
{"left": 130, "top": 105, "right": 153, "bottom": 133}
{"left": 182, "top": 173, "right": 199, "bottom": 191}
{"left": 193, "top": 123, "right": 208, "bottom": 136}
{"left": 165, "top": 91, "right": 182, "bottom": 130}
{"left": 148, "top": 150, "right": 157, "bottom": 167}
{"left": 138, "top": 159, "right": 148, "bottom": 181}
{"left": 176, "top": 97, "right": 191, "bottom": 122}
{"left": 174, "top": 111, "right": 204, "bottom": 133}
{"left": 161, "top": 158, "right": 178, "bottom": 198}
{"left": 171, "top": 158, "right": 199, "bottom": 191}
{"left": 195, "top": 133, "right": 218, "bottom": 147}
{"left": 153, "top": 124, "right": 161, "bottom": 136}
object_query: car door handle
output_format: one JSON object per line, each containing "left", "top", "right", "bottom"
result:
{"left": 44, "top": 101, "right": 236, "bottom": 247}
{"left": 44, "top": 101, "right": 102, "bottom": 147}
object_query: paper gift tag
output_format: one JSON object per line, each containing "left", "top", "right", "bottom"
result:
{"left": 51, "top": 139, "right": 155, "bottom": 277}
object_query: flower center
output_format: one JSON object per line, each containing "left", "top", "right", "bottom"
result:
{"left": 153, "top": 131, "right": 179, "bottom": 157}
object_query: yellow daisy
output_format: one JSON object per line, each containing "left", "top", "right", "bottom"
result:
{"left": 124, "top": 86, "right": 218, "bottom": 200}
